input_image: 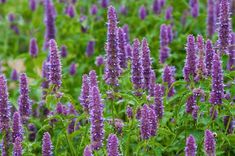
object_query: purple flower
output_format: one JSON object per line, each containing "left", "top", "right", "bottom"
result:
{"left": 204, "top": 130, "right": 216, "bottom": 156}
{"left": 44, "top": 0, "right": 56, "bottom": 49}
{"left": 139, "top": 6, "right": 147, "bottom": 20}
{"left": 118, "top": 28, "right": 127, "bottom": 69}
{"left": 207, "top": 0, "right": 216, "bottom": 37}
{"left": 152, "top": 0, "right": 161, "bottom": 15}
{"left": 18, "top": 73, "right": 31, "bottom": 122}
{"left": 189, "top": 0, "right": 199, "bottom": 18}
{"left": 28, "top": 123, "right": 37, "bottom": 141}
{"left": 89, "top": 86, "right": 104, "bottom": 150}
{"left": 119, "top": 5, "right": 127, "bottom": 15}
{"left": 154, "top": 84, "right": 164, "bottom": 119}
{"left": 149, "top": 70, "right": 156, "bottom": 97}
{"left": 205, "top": 39, "right": 215, "bottom": 76}
{"left": 122, "top": 24, "right": 130, "bottom": 44}
{"left": 66, "top": 4, "right": 76, "bottom": 18}
{"left": 56, "top": 102, "right": 63, "bottom": 114}
{"left": 100, "top": 0, "right": 109, "bottom": 8}
{"left": 49, "top": 39, "right": 62, "bottom": 92}
{"left": 223, "top": 116, "right": 234, "bottom": 134}
{"left": 227, "top": 32, "right": 235, "bottom": 71}
{"left": 163, "top": 65, "right": 175, "bottom": 97}
{"left": 29, "top": 0, "right": 37, "bottom": 11}
{"left": 95, "top": 56, "right": 104, "bottom": 66}
{"left": 125, "top": 44, "right": 132, "bottom": 60}
{"left": 41, "top": 60, "right": 50, "bottom": 99}
{"left": 11, "top": 69, "right": 18, "bottom": 81}
{"left": 209, "top": 52, "right": 224, "bottom": 105}
{"left": 13, "top": 137, "right": 22, "bottom": 156}
{"left": 218, "top": 0, "right": 232, "bottom": 53}
{"left": 186, "top": 95, "right": 196, "bottom": 114}
{"left": 149, "top": 107, "right": 157, "bottom": 136}
{"left": 126, "top": 106, "right": 133, "bottom": 118}
{"left": 140, "top": 104, "right": 150, "bottom": 139}
{"left": 83, "top": 145, "right": 93, "bottom": 156}
{"left": 29, "top": 38, "right": 38, "bottom": 58}
{"left": 131, "top": 39, "right": 143, "bottom": 96}
{"left": 185, "top": 135, "right": 197, "bottom": 156}
{"left": 69, "top": 63, "right": 77, "bottom": 76}
{"left": 107, "top": 134, "right": 119, "bottom": 156}
{"left": 192, "top": 105, "right": 199, "bottom": 120}
{"left": 60, "top": 45, "right": 68, "bottom": 58}
{"left": 8, "top": 13, "right": 15, "bottom": 22}
{"left": 42, "top": 132, "right": 53, "bottom": 156}
{"left": 67, "top": 103, "right": 77, "bottom": 134}
{"left": 167, "top": 25, "right": 173, "bottom": 43}
{"left": 89, "top": 70, "right": 98, "bottom": 88}
{"left": 160, "top": 24, "right": 170, "bottom": 63}
{"left": 90, "top": 4, "right": 98, "bottom": 15}
{"left": 104, "top": 6, "right": 121, "bottom": 87}
{"left": 86, "top": 41, "right": 95, "bottom": 57}
{"left": 159, "top": 0, "right": 165, "bottom": 7}
{"left": 183, "top": 35, "right": 197, "bottom": 82}
{"left": 12, "top": 112, "right": 23, "bottom": 143}
{"left": 165, "top": 7, "right": 173, "bottom": 20}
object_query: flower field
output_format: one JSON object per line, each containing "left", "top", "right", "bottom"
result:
{"left": 0, "top": 0, "right": 234, "bottom": 155}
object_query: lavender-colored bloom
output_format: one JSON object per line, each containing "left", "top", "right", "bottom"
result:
{"left": 69, "top": 63, "right": 77, "bottom": 76}
{"left": 223, "top": 116, "right": 234, "bottom": 134}
{"left": 49, "top": 39, "right": 62, "bottom": 92}
{"left": 153, "top": 0, "right": 161, "bottom": 15}
{"left": 107, "top": 134, "right": 119, "bottom": 156}
{"left": 13, "top": 137, "right": 22, "bottom": 156}
{"left": 183, "top": 35, "right": 197, "bottom": 81}
{"left": 205, "top": 40, "right": 215, "bottom": 76}
{"left": 209, "top": 52, "right": 224, "bottom": 105}
{"left": 159, "top": 0, "right": 165, "bottom": 7}
{"left": 185, "top": 135, "right": 197, "bottom": 156}
{"left": 90, "top": 5, "right": 98, "bottom": 15}
{"left": 42, "top": 132, "right": 53, "bottom": 156}
{"left": 163, "top": 65, "right": 175, "bottom": 97}
{"left": 204, "top": 130, "right": 216, "bottom": 156}
{"left": 60, "top": 45, "right": 68, "bottom": 58}
{"left": 41, "top": 60, "right": 50, "bottom": 99}
{"left": 207, "top": 0, "right": 216, "bottom": 37}
{"left": 149, "top": 107, "right": 157, "bottom": 136}
{"left": 67, "top": 103, "right": 77, "bottom": 134}
{"left": 12, "top": 112, "right": 23, "bottom": 143}
{"left": 192, "top": 105, "right": 199, "bottom": 120}
{"left": 11, "top": 69, "right": 18, "bottom": 81}
{"left": 218, "top": 0, "right": 231, "bottom": 53}
{"left": 89, "top": 86, "right": 104, "bottom": 150}
{"left": 227, "top": 32, "right": 235, "bottom": 71}
{"left": 165, "top": 7, "right": 173, "bottom": 20}
{"left": 140, "top": 104, "right": 150, "bottom": 139}
{"left": 126, "top": 106, "right": 133, "bottom": 118}
{"left": 122, "top": 24, "right": 130, "bottom": 44}
{"left": 8, "top": 13, "right": 15, "bottom": 22}
{"left": 139, "top": 6, "right": 147, "bottom": 20}
{"left": 104, "top": 6, "right": 121, "bottom": 87}
{"left": 118, "top": 28, "right": 127, "bottom": 69}
{"left": 142, "top": 38, "right": 152, "bottom": 91}
{"left": 28, "top": 123, "right": 37, "bottom": 141}
{"left": 136, "top": 107, "right": 141, "bottom": 120}
{"left": 193, "top": 88, "right": 205, "bottom": 100}
{"left": 18, "top": 73, "right": 31, "bottom": 122}
{"left": 119, "top": 5, "right": 127, "bottom": 15}
{"left": 66, "top": 5, "right": 75, "bottom": 18}
{"left": 186, "top": 95, "right": 196, "bottom": 114}
{"left": 189, "top": 0, "right": 199, "bottom": 18}
{"left": 0, "top": 0, "right": 6, "bottom": 3}
{"left": 167, "top": 25, "right": 173, "bottom": 43}
{"left": 44, "top": 0, "right": 56, "bottom": 49}
{"left": 83, "top": 145, "right": 93, "bottom": 156}
{"left": 131, "top": 39, "right": 143, "bottom": 96}
{"left": 29, "top": 0, "right": 37, "bottom": 11}
{"left": 160, "top": 24, "right": 170, "bottom": 63}
{"left": 149, "top": 70, "right": 156, "bottom": 97}
{"left": 95, "top": 56, "right": 104, "bottom": 66}
{"left": 89, "top": 70, "right": 98, "bottom": 88}
{"left": 100, "top": 0, "right": 109, "bottom": 8}
{"left": 154, "top": 84, "right": 164, "bottom": 119}
{"left": 160, "top": 47, "right": 170, "bottom": 64}
{"left": 125, "top": 44, "right": 132, "bottom": 60}
{"left": 29, "top": 38, "right": 38, "bottom": 58}
{"left": 56, "top": 103, "right": 63, "bottom": 114}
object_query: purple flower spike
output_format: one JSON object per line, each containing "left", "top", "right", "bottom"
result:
{"left": 160, "top": 24, "right": 170, "bottom": 63}
{"left": 165, "top": 7, "right": 173, "bottom": 20}
{"left": 122, "top": 24, "right": 130, "bottom": 44}
{"left": 126, "top": 106, "right": 133, "bottom": 118}
{"left": 90, "top": 5, "right": 98, "bottom": 15}
{"left": 153, "top": 0, "right": 161, "bottom": 15}
{"left": 12, "top": 112, "right": 23, "bottom": 143}
{"left": 86, "top": 41, "right": 95, "bottom": 57}
{"left": 66, "top": 5, "right": 76, "bottom": 18}
{"left": 118, "top": 28, "right": 127, "bottom": 69}
{"left": 167, "top": 25, "right": 173, "bottom": 43}
{"left": 29, "top": 0, "right": 37, "bottom": 11}
{"left": 163, "top": 65, "right": 175, "bottom": 97}
{"left": 18, "top": 73, "right": 31, "bottom": 122}
{"left": 186, "top": 95, "right": 196, "bottom": 114}
{"left": 69, "top": 63, "right": 77, "bottom": 76}
{"left": 79, "top": 74, "right": 90, "bottom": 112}
{"left": 183, "top": 35, "right": 197, "bottom": 82}
{"left": 209, "top": 52, "right": 224, "bottom": 105}
{"left": 89, "top": 86, "right": 104, "bottom": 150}
{"left": 107, "top": 134, "right": 119, "bottom": 156}
{"left": 56, "top": 102, "right": 63, "bottom": 114}
{"left": 119, "top": 5, "right": 127, "bottom": 15}
{"left": 218, "top": 0, "right": 231, "bottom": 54}
{"left": 28, "top": 123, "right": 37, "bottom": 141}
{"left": 189, "top": 0, "right": 199, "bottom": 18}
{"left": 131, "top": 39, "right": 143, "bottom": 96}
{"left": 192, "top": 105, "right": 199, "bottom": 120}
{"left": 140, "top": 104, "right": 150, "bottom": 140}
{"left": 95, "top": 56, "right": 104, "bottom": 66}
{"left": 125, "top": 44, "right": 132, "bottom": 60}
{"left": 42, "top": 132, "right": 53, "bottom": 156}
{"left": 89, "top": 70, "right": 98, "bottom": 88}
{"left": 13, "top": 137, "right": 22, "bottom": 156}
{"left": 185, "top": 135, "right": 197, "bottom": 156}
{"left": 227, "top": 32, "right": 235, "bottom": 71}
{"left": 204, "top": 130, "right": 216, "bottom": 156}
{"left": 104, "top": 6, "right": 121, "bottom": 87}
{"left": 100, "top": 0, "right": 109, "bottom": 8}
{"left": 67, "top": 103, "right": 77, "bottom": 134}
{"left": 154, "top": 84, "right": 164, "bottom": 119}
{"left": 149, "top": 107, "right": 157, "bottom": 136}
{"left": 49, "top": 39, "right": 62, "bottom": 92}
{"left": 11, "top": 69, "right": 18, "bottom": 81}
{"left": 142, "top": 38, "right": 152, "bottom": 91}
{"left": 29, "top": 38, "right": 38, "bottom": 58}
{"left": 60, "top": 45, "right": 68, "bottom": 58}
{"left": 83, "top": 145, "right": 93, "bottom": 156}
{"left": 139, "top": 6, "right": 147, "bottom": 20}
{"left": 149, "top": 70, "right": 156, "bottom": 97}
{"left": 223, "top": 116, "right": 234, "bottom": 134}
{"left": 44, "top": 0, "right": 56, "bottom": 49}
{"left": 207, "top": 0, "right": 216, "bottom": 37}
{"left": 205, "top": 40, "right": 215, "bottom": 76}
